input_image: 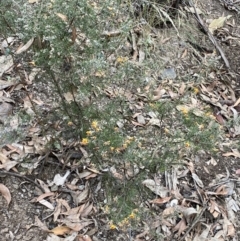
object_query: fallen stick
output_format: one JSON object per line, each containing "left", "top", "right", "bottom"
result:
{"left": 0, "top": 170, "right": 45, "bottom": 193}
{"left": 188, "top": 0, "right": 230, "bottom": 68}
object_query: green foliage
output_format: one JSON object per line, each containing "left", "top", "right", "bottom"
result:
{"left": 0, "top": 0, "right": 224, "bottom": 233}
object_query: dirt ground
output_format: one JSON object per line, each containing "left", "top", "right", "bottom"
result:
{"left": 0, "top": 0, "right": 240, "bottom": 240}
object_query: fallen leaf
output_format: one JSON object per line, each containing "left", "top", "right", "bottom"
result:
{"left": 172, "top": 218, "right": 187, "bottom": 235}
{"left": 142, "top": 179, "right": 169, "bottom": 197}
{"left": 56, "top": 13, "right": 68, "bottom": 22}
{"left": 0, "top": 152, "right": 9, "bottom": 163}
{"left": 226, "top": 197, "right": 239, "bottom": 212}
{"left": 192, "top": 173, "right": 204, "bottom": 188}
{"left": 0, "top": 79, "right": 15, "bottom": 90}
{"left": 50, "top": 226, "right": 71, "bottom": 236}
{"left": 37, "top": 179, "right": 51, "bottom": 193}
{"left": 77, "top": 171, "right": 92, "bottom": 179}
{"left": 232, "top": 97, "right": 240, "bottom": 107}
{"left": 15, "top": 38, "right": 34, "bottom": 54}
{"left": 223, "top": 215, "right": 235, "bottom": 237}
{"left": 184, "top": 6, "right": 202, "bottom": 14}
{"left": 36, "top": 192, "right": 55, "bottom": 202}
{"left": 35, "top": 216, "right": 49, "bottom": 232}
{"left": 0, "top": 161, "right": 18, "bottom": 171}
{"left": 149, "top": 196, "right": 171, "bottom": 204}
{"left": 222, "top": 149, "right": 240, "bottom": 158}
{"left": 39, "top": 199, "right": 55, "bottom": 210}
{"left": 193, "top": 224, "right": 211, "bottom": 240}
{"left": 0, "top": 183, "right": 11, "bottom": 205}
{"left": 181, "top": 207, "right": 198, "bottom": 220}
{"left": 73, "top": 188, "right": 89, "bottom": 205}
{"left": 81, "top": 202, "right": 93, "bottom": 217}
{"left": 209, "top": 16, "right": 232, "bottom": 33}
{"left": 62, "top": 219, "right": 92, "bottom": 232}
{"left": 0, "top": 55, "right": 13, "bottom": 77}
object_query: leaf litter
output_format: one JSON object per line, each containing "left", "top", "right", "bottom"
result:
{"left": 0, "top": 1, "right": 240, "bottom": 241}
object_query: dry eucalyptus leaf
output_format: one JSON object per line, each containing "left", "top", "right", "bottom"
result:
{"left": 37, "top": 179, "right": 51, "bottom": 193}
{"left": 35, "top": 216, "right": 49, "bottom": 232}
{"left": 0, "top": 183, "right": 11, "bottom": 205}
{"left": 152, "top": 89, "right": 166, "bottom": 101}
{"left": 50, "top": 226, "right": 71, "bottom": 236}
{"left": 74, "top": 188, "right": 89, "bottom": 205}
{"left": 142, "top": 179, "right": 169, "bottom": 197}
{"left": 39, "top": 199, "right": 55, "bottom": 210}
{"left": 36, "top": 192, "right": 55, "bottom": 202}
{"left": 193, "top": 224, "right": 211, "bottom": 240}
{"left": 192, "top": 173, "right": 204, "bottom": 188}
{"left": 0, "top": 160, "right": 18, "bottom": 171}
{"left": 209, "top": 16, "right": 232, "bottom": 33}
{"left": 223, "top": 149, "right": 240, "bottom": 158}
{"left": 56, "top": 13, "right": 68, "bottom": 22}
{"left": 62, "top": 219, "right": 92, "bottom": 232}
{"left": 0, "top": 152, "right": 9, "bottom": 163}
{"left": 15, "top": 38, "right": 34, "bottom": 54}
{"left": 150, "top": 196, "right": 171, "bottom": 204}
{"left": 0, "top": 79, "right": 15, "bottom": 90}
{"left": 0, "top": 55, "right": 13, "bottom": 77}
{"left": 184, "top": 6, "right": 202, "bottom": 15}
{"left": 172, "top": 218, "right": 187, "bottom": 236}
{"left": 226, "top": 197, "right": 239, "bottom": 212}
{"left": 0, "top": 96, "right": 14, "bottom": 103}
{"left": 181, "top": 207, "right": 198, "bottom": 219}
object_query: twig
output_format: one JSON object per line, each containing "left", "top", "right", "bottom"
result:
{"left": 193, "top": 176, "right": 204, "bottom": 205}
{"left": 0, "top": 171, "right": 45, "bottom": 193}
{"left": 179, "top": 203, "right": 208, "bottom": 241}
{"left": 188, "top": 0, "right": 230, "bottom": 68}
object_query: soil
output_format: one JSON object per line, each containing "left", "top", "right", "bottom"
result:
{"left": 0, "top": 0, "right": 240, "bottom": 241}
{"left": 0, "top": 175, "right": 48, "bottom": 241}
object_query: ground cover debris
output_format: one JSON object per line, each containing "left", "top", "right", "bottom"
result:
{"left": 0, "top": 0, "right": 240, "bottom": 240}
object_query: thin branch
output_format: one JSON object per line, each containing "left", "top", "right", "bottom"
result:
{"left": 0, "top": 171, "right": 45, "bottom": 193}
{"left": 188, "top": 0, "right": 230, "bottom": 68}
